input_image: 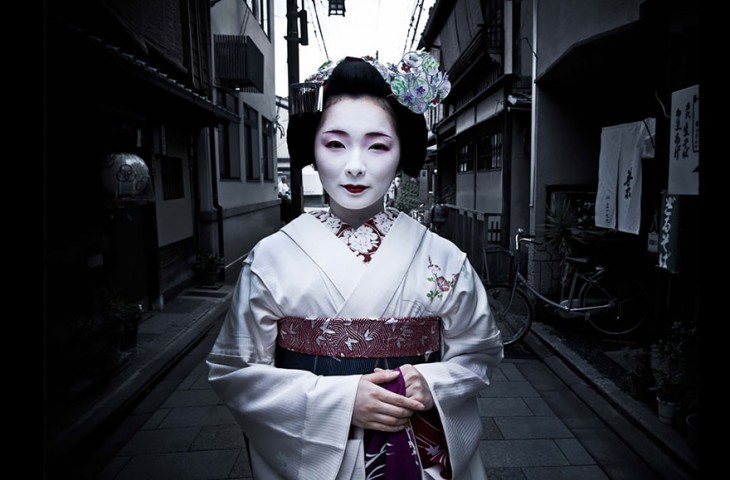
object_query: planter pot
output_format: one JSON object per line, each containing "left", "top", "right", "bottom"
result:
{"left": 121, "top": 320, "right": 139, "bottom": 349}
{"left": 74, "top": 325, "right": 123, "bottom": 375}
{"left": 686, "top": 413, "right": 699, "bottom": 450}
{"left": 628, "top": 381, "right": 649, "bottom": 400}
{"left": 198, "top": 271, "right": 219, "bottom": 286}
{"left": 656, "top": 396, "right": 679, "bottom": 425}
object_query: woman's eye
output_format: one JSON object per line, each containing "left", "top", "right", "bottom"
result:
{"left": 370, "top": 143, "right": 389, "bottom": 151}
{"left": 325, "top": 140, "right": 345, "bottom": 149}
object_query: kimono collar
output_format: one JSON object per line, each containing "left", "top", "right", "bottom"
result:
{"left": 281, "top": 211, "right": 427, "bottom": 317}
{"left": 309, "top": 208, "right": 399, "bottom": 263}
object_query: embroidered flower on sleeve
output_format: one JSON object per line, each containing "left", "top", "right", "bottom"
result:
{"left": 436, "top": 276, "right": 450, "bottom": 292}
{"left": 426, "top": 256, "right": 460, "bottom": 302}
{"left": 427, "top": 257, "right": 441, "bottom": 274}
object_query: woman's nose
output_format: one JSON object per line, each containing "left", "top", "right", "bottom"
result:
{"left": 344, "top": 150, "right": 365, "bottom": 176}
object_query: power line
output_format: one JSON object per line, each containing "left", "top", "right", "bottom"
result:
{"left": 402, "top": 0, "right": 424, "bottom": 55}
{"left": 309, "top": 0, "right": 329, "bottom": 60}
{"left": 408, "top": 0, "right": 426, "bottom": 53}
{"left": 238, "top": 3, "right": 251, "bottom": 36}
{"left": 402, "top": 0, "right": 417, "bottom": 55}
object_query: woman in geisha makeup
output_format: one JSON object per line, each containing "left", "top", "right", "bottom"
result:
{"left": 208, "top": 53, "right": 504, "bottom": 480}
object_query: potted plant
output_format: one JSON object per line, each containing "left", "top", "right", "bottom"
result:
{"left": 193, "top": 252, "right": 224, "bottom": 286}
{"left": 623, "top": 347, "right": 653, "bottom": 400}
{"left": 99, "top": 288, "right": 143, "bottom": 350}
{"left": 650, "top": 318, "right": 700, "bottom": 425}
{"left": 69, "top": 312, "right": 124, "bottom": 375}
{"left": 540, "top": 198, "right": 587, "bottom": 299}
{"left": 107, "top": 299, "right": 143, "bottom": 349}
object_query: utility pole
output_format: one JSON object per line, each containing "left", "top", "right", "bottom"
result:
{"left": 286, "top": 0, "right": 303, "bottom": 217}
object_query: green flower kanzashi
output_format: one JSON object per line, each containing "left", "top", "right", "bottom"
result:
{"left": 303, "top": 50, "right": 451, "bottom": 115}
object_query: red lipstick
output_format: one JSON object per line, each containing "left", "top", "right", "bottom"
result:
{"left": 344, "top": 185, "right": 367, "bottom": 194}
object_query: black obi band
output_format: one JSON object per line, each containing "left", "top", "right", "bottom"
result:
{"left": 276, "top": 348, "right": 440, "bottom": 376}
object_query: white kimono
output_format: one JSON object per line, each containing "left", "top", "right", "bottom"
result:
{"left": 207, "top": 210, "right": 504, "bottom": 479}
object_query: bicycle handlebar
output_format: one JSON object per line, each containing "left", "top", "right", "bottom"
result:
{"left": 515, "top": 228, "right": 542, "bottom": 251}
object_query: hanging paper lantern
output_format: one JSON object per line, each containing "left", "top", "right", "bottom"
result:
{"left": 100, "top": 153, "right": 154, "bottom": 205}
{"left": 328, "top": 0, "right": 345, "bottom": 16}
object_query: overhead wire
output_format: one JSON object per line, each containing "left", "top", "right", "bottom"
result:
{"left": 238, "top": 3, "right": 251, "bottom": 36}
{"left": 402, "top": 0, "right": 419, "bottom": 55}
{"left": 403, "top": 0, "right": 427, "bottom": 55}
{"left": 310, "top": 0, "right": 330, "bottom": 60}
{"left": 408, "top": 0, "right": 426, "bottom": 53}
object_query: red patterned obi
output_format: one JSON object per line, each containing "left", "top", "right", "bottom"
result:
{"left": 277, "top": 316, "right": 441, "bottom": 358}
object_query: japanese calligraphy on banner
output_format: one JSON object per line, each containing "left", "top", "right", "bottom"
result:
{"left": 595, "top": 119, "right": 654, "bottom": 234}
{"left": 668, "top": 85, "right": 699, "bottom": 195}
{"left": 658, "top": 192, "right": 680, "bottom": 272}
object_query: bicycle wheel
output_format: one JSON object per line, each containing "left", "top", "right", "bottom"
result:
{"left": 581, "top": 279, "right": 648, "bottom": 335}
{"left": 486, "top": 285, "right": 533, "bottom": 345}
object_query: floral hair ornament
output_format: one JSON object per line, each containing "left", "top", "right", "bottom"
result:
{"left": 389, "top": 50, "right": 451, "bottom": 114}
{"left": 291, "top": 50, "right": 451, "bottom": 116}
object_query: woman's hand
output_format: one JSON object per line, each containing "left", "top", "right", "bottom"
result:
{"left": 352, "top": 370, "right": 425, "bottom": 432}
{"left": 398, "top": 364, "right": 435, "bottom": 411}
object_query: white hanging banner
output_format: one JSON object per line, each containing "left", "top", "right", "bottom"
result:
{"left": 595, "top": 119, "right": 654, "bottom": 234}
{"left": 595, "top": 126, "right": 620, "bottom": 229}
{"left": 668, "top": 85, "right": 700, "bottom": 195}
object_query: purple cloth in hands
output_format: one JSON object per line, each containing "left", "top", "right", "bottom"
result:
{"left": 363, "top": 368, "right": 421, "bottom": 479}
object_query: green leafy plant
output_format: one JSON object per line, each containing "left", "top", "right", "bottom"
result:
{"left": 540, "top": 198, "right": 587, "bottom": 292}
{"left": 193, "top": 252, "right": 224, "bottom": 285}
{"left": 542, "top": 198, "right": 585, "bottom": 257}
{"left": 623, "top": 347, "right": 653, "bottom": 399}
{"left": 98, "top": 288, "right": 143, "bottom": 348}
{"left": 393, "top": 174, "right": 421, "bottom": 215}
{"left": 650, "top": 319, "right": 700, "bottom": 404}
{"left": 193, "top": 253, "right": 224, "bottom": 274}
{"left": 68, "top": 312, "right": 123, "bottom": 373}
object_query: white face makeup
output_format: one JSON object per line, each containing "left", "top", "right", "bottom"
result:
{"left": 314, "top": 97, "right": 401, "bottom": 226}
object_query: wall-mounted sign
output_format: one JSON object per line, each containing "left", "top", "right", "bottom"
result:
{"left": 657, "top": 192, "right": 680, "bottom": 272}
{"left": 668, "top": 84, "right": 700, "bottom": 195}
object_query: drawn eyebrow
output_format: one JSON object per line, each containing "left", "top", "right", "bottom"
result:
{"left": 320, "top": 129, "right": 349, "bottom": 136}
{"left": 321, "top": 129, "right": 393, "bottom": 139}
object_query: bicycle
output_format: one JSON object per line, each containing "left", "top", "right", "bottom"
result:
{"left": 484, "top": 228, "right": 649, "bottom": 345}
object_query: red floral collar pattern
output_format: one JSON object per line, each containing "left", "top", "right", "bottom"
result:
{"left": 309, "top": 208, "right": 399, "bottom": 263}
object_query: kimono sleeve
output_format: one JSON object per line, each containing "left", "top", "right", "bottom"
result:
{"left": 414, "top": 255, "right": 504, "bottom": 477}
{"left": 206, "top": 250, "right": 361, "bottom": 479}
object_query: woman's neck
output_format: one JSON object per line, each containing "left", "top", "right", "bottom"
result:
{"left": 328, "top": 200, "right": 385, "bottom": 229}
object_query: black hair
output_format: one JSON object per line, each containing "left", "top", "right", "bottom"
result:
{"left": 287, "top": 57, "right": 427, "bottom": 178}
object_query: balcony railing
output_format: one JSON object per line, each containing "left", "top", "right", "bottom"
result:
{"left": 439, "top": 204, "right": 505, "bottom": 281}
{"left": 214, "top": 34, "right": 264, "bottom": 93}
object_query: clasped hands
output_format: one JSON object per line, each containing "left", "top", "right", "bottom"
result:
{"left": 352, "top": 364, "right": 434, "bottom": 432}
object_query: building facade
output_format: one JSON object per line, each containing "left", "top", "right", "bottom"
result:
{"left": 421, "top": 0, "right": 700, "bottom": 328}
{"left": 530, "top": 0, "right": 699, "bottom": 330}
{"left": 419, "top": 0, "right": 534, "bottom": 274}
{"left": 44, "top": 0, "right": 278, "bottom": 424}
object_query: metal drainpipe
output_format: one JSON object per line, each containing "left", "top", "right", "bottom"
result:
{"left": 208, "top": 126, "right": 225, "bottom": 274}
{"left": 529, "top": 0, "right": 539, "bottom": 226}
